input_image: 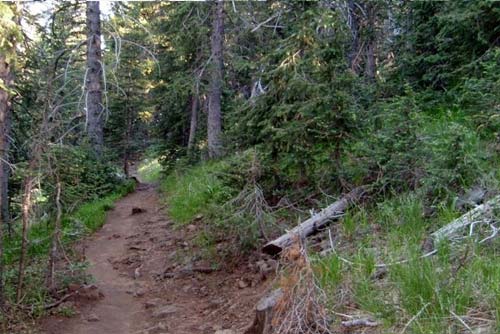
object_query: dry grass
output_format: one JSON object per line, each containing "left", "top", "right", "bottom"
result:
{"left": 272, "top": 239, "right": 333, "bottom": 334}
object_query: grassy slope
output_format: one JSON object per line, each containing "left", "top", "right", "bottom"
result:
{"left": 152, "top": 153, "right": 500, "bottom": 333}
{"left": 317, "top": 194, "right": 500, "bottom": 333}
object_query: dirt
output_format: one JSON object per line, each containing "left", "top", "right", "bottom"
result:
{"left": 40, "top": 181, "right": 273, "bottom": 334}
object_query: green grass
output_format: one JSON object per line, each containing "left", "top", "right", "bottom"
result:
{"left": 67, "top": 180, "right": 135, "bottom": 232}
{"left": 160, "top": 160, "right": 233, "bottom": 224}
{"left": 1, "top": 180, "right": 135, "bottom": 311}
{"left": 316, "top": 192, "right": 500, "bottom": 333}
{"left": 137, "top": 158, "right": 162, "bottom": 183}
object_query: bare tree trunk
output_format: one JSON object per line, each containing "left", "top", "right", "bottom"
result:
{"left": 0, "top": 54, "right": 12, "bottom": 309}
{"left": 85, "top": 1, "right": 104, "bottom": 156}
{"left": 16, "top": 160, "right": 36, "bottom": 302}
{"left": 46, "top": 176, "right": 62, "bottom": 291}
{"left": 207, "top": 0, "right": 224, "bottom": 159}
{"left": 123, "top": 106, "right": 133, "bottom": 177}
{"left": 187, "top": 93, "right": 198, "bottom": 151}
{"left": 347, "top": 0, "right": 360, "bottom": 73}
{"left": 365, "top": 2, "right": 376, "bottom": 81}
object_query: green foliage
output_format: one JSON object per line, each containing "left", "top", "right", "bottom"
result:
{"left": 161, "top": 160, "right": 233, "bottom": 225}
{"left": 227, "top": 6, "right": 356, "bottom": 189}
{"left": 396, "top": 1, "right": 500, "bottom": 89}
{"left": 3, "top": 180, "right": 134, "bottom": 265}
{"left": 0, "top": 3, "right": 22, "bottom": 62}
{"left": 138, "top": 158, "right": 162, "bottom": 183}
{"left": 0, "top": 179, "right": 133, "bottom": 313}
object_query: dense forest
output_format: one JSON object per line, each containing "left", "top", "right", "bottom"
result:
{"left": 0, "top": 1, "right": 499, "bottom": 333}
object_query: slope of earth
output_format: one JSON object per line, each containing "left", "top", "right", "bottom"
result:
{"left": 40, "top": 182, "right": 274, "bottom": 334}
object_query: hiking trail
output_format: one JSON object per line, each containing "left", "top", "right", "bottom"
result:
{"left": 41, "top": 179, "right": 272, "bottom": 334}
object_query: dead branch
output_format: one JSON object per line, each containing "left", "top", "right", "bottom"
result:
{"left": 432, "top": 195, "right": 500, "bottom": 243}
{"left": 16, "top": 292, "right": 74, "bottom": 311}
{"left": 341, "top": 318, "right": 379, "bottom": 327}
{"left": 263, "top": 186, "right": 366, "bottom": 255}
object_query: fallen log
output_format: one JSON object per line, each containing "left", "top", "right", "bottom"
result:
{"left": 262, "top": 187, "right": 365, "bottom": 255}
{"left": 431, "top": 195, "right": 500, "bottom": 243}
{"left": 244, "top": 289, "right": 283, "bottom": 334}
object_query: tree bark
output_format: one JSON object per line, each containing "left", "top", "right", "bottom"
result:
{"left": 187, "top": 93, "right": 198, "bottom": 151}
{"left": 207, "top": 0, "right": 224, "bottom": 159}
{"left": 244, "top": 289, "right": 283, "bottom": 334}
{"left": 262, "top": 187, "right": 365, "bottom": 255}
{"left": 431, "top": 195, "right": 500, "bottom": 243}
{"left": 365, "top": 2, "right": 376, "bottom": 81}
{"left": 0, "top": 54, "right": 12, "bottom": 309}
{"left": 16, "top": 160, "right": 36, "bottom": 302}
{"left": 347, "top": 0, "right": 360, "bottom": 73}
{"left": 85, "top": 1, "right": 104, "bottom": 156}
{"left": 46, "top": 176, "right": 62, "bottom": 291}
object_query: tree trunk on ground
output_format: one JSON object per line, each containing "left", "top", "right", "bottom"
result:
{"left": 207, "top": 0, "right": 224, "bottom": 159}
{"left": 187, "top": 93, "right": 198, "bottom": 151}
{"left": 0, "top": 54, "right": 13, "bottom": 309}
{"left": 262, "top": 187, "right": 366, "bottom": 255}
{"left": 85, "top": 1, "right": 104, "bottom": 156}
{"left": 431, "top": 195, "right": 500, "bottom": 243}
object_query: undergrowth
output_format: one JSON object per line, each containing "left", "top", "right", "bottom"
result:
{"left": 315, "top": 193, "right": 500, "bottom": 333}
{"left": 1, "top": 179, "right": 135, "bottom": 316}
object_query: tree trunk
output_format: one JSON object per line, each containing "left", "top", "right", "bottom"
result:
{"left": 187, "top": 93, "right": 198, "bottom": 151}
{"left": 244, "top": 289, "right": 283, "bottom": 334}
{"left": 347, "top": 0, "right": 360, "bottom": 73}
{"left": 365, "top": 2, "right": 376, "bottom": 81}
{"left": 0, "top": 54, "right": 12, "bottom": 309}
{"left": 16, "top": 161, "right": 36, "bottom": 302}
{"left": 46, "top": 177, "right": 62, "bottom": 291}
{"left": 85, "top": 1, "right": 104, "bottom": 156}
{"left": 207, "top": 0, "right": 224, "bottom": 159}
{"left": 262, "top": 187, "right": 366, "bottom": 255}
{"left": 123, "top": 105, "right": 133, "bottom": 177}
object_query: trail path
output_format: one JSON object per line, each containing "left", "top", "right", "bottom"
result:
{"left": 42, "top": 181, "right": 271, "bottom": 334}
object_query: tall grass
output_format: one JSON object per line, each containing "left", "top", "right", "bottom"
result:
{"left": 160, "top": 160, "right": 233, "bottom": 224}
{"left": 317, "top": 191, "right": 500, "bottom": 333}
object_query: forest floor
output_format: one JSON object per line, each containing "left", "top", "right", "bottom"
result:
{"left": 40, "top": 179, "right": 272, "bottom": 334}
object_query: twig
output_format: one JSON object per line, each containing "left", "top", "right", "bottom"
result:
{"left": 399, "top": 303, "right": 430, "bottom": 334}
{"left": 450, "top": 311, "right": 474, "bottom": 333}
{"left": 341, "top": 318, "right": 379, "bottom": 327}
{"left": 251, "top": 12, "right": 281, "bottom": 32}
{"left": 17, "top": 293, "right": 75, "bottom": 311}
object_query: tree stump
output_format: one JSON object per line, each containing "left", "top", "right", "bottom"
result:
{"left": 244, "top": 289, "right": 282, "bottom": 334}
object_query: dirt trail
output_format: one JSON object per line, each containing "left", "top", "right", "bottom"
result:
{"left": 42, "top": 181, "right": 272, "bottom": 334}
